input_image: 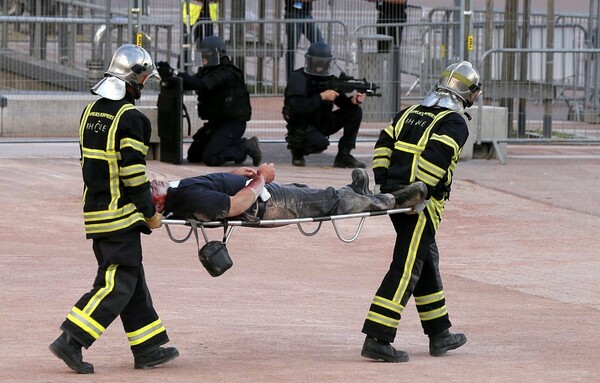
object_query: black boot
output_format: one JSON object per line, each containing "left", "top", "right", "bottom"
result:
{"left": 49, "top": 332, "right": 94, "bottom": 374}
{"left": 429, "top": 329, "right": 467, "bottom": 357}
{"left": 134, "top": 346, "right": 180, "bottom": 370}
{"left": 333, "top": 150, "right": 366, "bottom": 168}
{"left": 243, "top": 136, "right": 262, "bottom": 166}
{"left": 349, "top": 168, "right": 372, "bottom": 195}
{"left": 361, "top": 335, "right": 409, "bottom": 363}
{"left": 291, "top": 149, "right": 306, "bottom": 167}
{"left": 390, "top": 181, "right": 428, "bottom": 208}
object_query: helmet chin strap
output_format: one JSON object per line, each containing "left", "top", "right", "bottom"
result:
{"left": 126, "top": 84, "right": 142, "bottom": 100}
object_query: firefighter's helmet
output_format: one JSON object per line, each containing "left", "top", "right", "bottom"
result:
{"left": 421, "top": 61, "right": 482, "bottom": 111}
{"left": 91, "top": 44, "right": 158, "bottom": 100}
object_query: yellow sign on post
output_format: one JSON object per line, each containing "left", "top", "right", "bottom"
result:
{"left": 467, "top": 35, "right": 474, "bottom": 51}
{"left": 136, "top": 33, "right": 143, "bottom": 46}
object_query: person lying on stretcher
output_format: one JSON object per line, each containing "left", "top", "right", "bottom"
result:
{"left": 150, "top": 163, "right": 427, "bottom": 223}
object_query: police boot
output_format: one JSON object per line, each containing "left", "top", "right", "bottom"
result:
{"left": 291, "top": 149, "right": 306, "bottom": 167}
{"left": 243, "top": 136, "right": 262, "bottom": 166}
{"left": 49, "top": 332, "right": 94, "bottom": 374}
{"left": 390, "top": 181, "right": 428, "bottom": 208}
{"left": 333, "top": 149, "right": 366, "bottom": 169}
{"left": 134, "top": 346, "right": 180, "bottom": 370}
{"left": 429, "top": 329, "right": 467, "bottom": 357}
{"left": 349, "top": 168, "right": 372, "bottom": 195}
{"left": 361, "top": 335, "right": 409, "bottom": 363}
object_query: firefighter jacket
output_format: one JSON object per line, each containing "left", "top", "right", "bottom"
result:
{"left": 178, "top": 56, "right": 252, "bottom": 123}
{"left": 372, "top": 104, "right": 469, "bottom": 202}
{"left": 78, "top": 96, "right": 155, "bottom": 239}
{"left": 282, "top": 68, "right": 356, "bottom": 130}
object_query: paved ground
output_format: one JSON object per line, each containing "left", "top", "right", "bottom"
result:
{"left": 1, "top": 141, "right": 599, "bottom": 382}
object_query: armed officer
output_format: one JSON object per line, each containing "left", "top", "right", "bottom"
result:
{"left": 282, "top": 42, "right": 367, "bottom": 168}
{"left": 157, "top": 36, "right": 262, "bottom": 167}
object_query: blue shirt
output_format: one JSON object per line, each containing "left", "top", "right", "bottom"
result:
{"left": 164, "top": 173, "right": 247, "bottom": 221}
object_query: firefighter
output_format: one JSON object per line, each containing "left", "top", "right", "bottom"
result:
{"left": 360, "top": 61, "right": 482, "bottom": 362}
{"left": 49, "top": 44, "right": 179, "bottom": 374}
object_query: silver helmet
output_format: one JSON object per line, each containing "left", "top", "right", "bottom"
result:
{"left": 91, "top": 44, "right": 159, "bottom": 100}
{"left": 421, "top": 61, "right": 482, "bottom": 111}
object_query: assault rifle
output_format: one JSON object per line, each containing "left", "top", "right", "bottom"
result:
{"left": 316, "top": 72, "right": 381, "bottom": 97}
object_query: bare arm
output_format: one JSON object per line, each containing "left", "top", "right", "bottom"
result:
{"left": 227, "top": 186, "right": 259, "bottom": 217}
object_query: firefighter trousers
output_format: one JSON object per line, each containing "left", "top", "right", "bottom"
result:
{"left": 361, "top": 209, "right": 452, "bottom": 343}
{"left": 60, "top": 231, "right": 169, "bottom": 356}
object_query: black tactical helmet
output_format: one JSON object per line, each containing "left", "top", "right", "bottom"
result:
{"left": 199, "top": 36, "right": 227, "bottom": 67}
{"left": 304, "top": 42, "right": 334, "bottom": 76}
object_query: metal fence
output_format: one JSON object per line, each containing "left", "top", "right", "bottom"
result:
{"left": 1, "top": 0, "right": 600, "bottom": 146}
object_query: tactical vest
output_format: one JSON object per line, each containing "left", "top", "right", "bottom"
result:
{"left": 196, "top": 64, "right": 251, "bottom": 122}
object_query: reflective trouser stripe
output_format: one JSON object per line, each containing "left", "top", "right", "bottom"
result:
{"left": 126, "top": 319, "right": 166, "bottom": 346}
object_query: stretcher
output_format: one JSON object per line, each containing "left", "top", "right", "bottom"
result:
{"left": 162, "top": 207, "right": 413, "bottom": 245}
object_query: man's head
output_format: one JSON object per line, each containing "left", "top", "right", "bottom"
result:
{"left": 91, "top": 44, "right": 159, "bottom": 100}
{"left": 199, "top": 36, "right": 227, "bottom": 67}
{"left": 304, "top": 42, "right": 334, "bottom": 77}
{"left": 421, "top": 61, "right": 482, "bottom": 111}
{"left": 150, "top": 179, "right": 170, "bottom": 213}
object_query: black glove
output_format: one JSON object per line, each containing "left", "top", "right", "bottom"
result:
{"left": 156, "top": 61, "right": 173, "bottom": 78}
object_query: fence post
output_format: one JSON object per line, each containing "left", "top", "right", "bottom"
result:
{"left": 0, "top": 94, "right": 6, "bottom": 137}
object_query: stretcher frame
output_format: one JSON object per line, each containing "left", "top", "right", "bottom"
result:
{"left": 162, "top": 207, "right": 413, "bottom": 245}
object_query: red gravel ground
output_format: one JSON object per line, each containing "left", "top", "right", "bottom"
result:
{"left": 1, "top": 143, "right": 599, "bottom": 382}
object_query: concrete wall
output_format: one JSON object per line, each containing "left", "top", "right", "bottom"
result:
{"left": 461, "top": 105, "right": 508, "bottom": 160}
{"left": 0, "top": 93, "right": 198, "bottom": 143}
{"left": 0, "top": 93, "right": 509, "bottom": 161}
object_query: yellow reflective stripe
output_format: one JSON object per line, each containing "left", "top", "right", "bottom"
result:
{"left": 427, "top": 197, "right": 444, "bottom": 230}
{"left": 79, "top": 102, "right": 96, "bottom": 143}
{"left": 418, "top": 305, "right": 448, "bottom": 321}
{"left": 373, "top": 295, "right": 404, "bottom": 314}
{"left": 106, "top": 104, "right": 135, "bottom": 152}
{"left": 366, "top": 311, "right": 400, "bottom": 328}
{"left": 373, "top": 146, "right": 392, "bottom": 158}
{"left": 372, "top": 157, "right": 390, "bottom": 169}
{"left": 120, "top": 164, "right": 146, "bottom": 177}
{"left": 84, "top": 203, "right": 138, "bottom": 221}
{"left": 81, "top": 147, "right": 120, "bottom": 161}
{"left": 107, "top": 105, "right": 135, "bottom": 210}
{"left": 85, "top": 212, "right": 145, "bottom": 234}
{"left": 394, "top": 140, "right": 421, "bottom": 154}
{"left": 383, "top": 124, "right": 395, "bottom": 138}
{"left": 127, "top": 319, "right": 166, "bottom": 346}
{"left": 394, "top": 105, "right": 418, "bottom": 139}
{"left": 83, "top": 264, "right": 118, "bottom": 314}
{"left": 430, "top": 133, "right": 460, "bottom": 156}
{"left": 418, "top": 156, "right": 446, "bottom": 179}
{"left": 120, "top": 137, "right": 149, "bottom": 156}
{"left": 414, "top": 291, "right": 445, "bottom": 306}
{"left": 67, "top": 307, "right": 105, "bottom": 340}
{"left": 393, "top": 213, "right": 427, "bottom": 303}
{"left": 122, "top": 174, "right": 149, "bottom": 188}
{"left": 416, "top": 167, "right": 438, "bottom": 187}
